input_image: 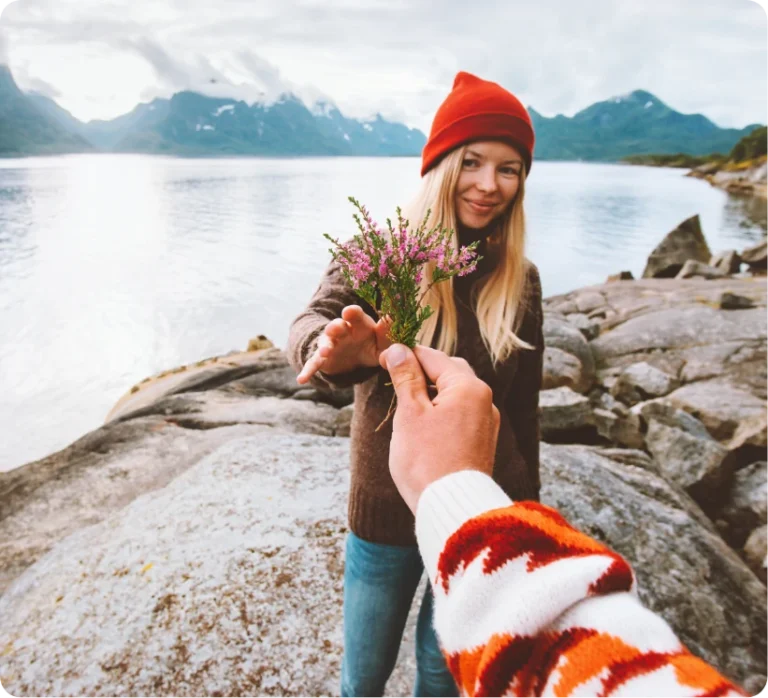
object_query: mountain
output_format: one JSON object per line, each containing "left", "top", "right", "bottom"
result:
{"left": 106, "top": 91, "right": 426, "bottom": 156}
{"left": 530, "top": 90, "right": 761, "bottom": 161}
{"left": 27, "top": 89, "right": 426, "bottom": 157}
{"left": 2, "top": 70, "right": 761, "bottom": 162}
{"left": 0, "top": 65, "right": 93, "bottom": 156}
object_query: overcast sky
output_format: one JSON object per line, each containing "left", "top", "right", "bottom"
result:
{"left": 0, "top": 0, "right": 765, "bottom": 131}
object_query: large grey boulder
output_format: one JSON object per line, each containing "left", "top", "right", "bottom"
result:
{"left": 1, "top": 440, "right": 765, "bottom": 696}
{"left": 0, "top": 436, "right": 383, "bottom": 697}
{"left": 630, "top": 398, "right": 712, "bottom": 439}
{"left": 610, "top": 361, "right": 679, "bottom": 405}
{"left": 541, "top": 445, "right": 765, "bottom": 688}
{"left": 542, "top": 314, "right": 596, "bottom": 391}
{"left": 644, "top": 420, "right": 734, "bottom": 513}
{"left": 665, "top": 381, "right": 766, "bottom": 442}
{"left": 0, "top": 349, "right": 346, "bottom": 598}
{"left": 642, "top": 214, "right": 712, "bottom": 278}
{"left": 542, "top": 347, "right": 590, "bottom": 393}
{"left": 539, "top": 387, "right": 595, "bottom": 442}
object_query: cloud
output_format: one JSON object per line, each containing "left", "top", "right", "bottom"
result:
{"left": 0, "top": 0, "right": 765, "bottom": 128}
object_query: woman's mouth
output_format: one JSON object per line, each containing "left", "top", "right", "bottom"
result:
{"left": 466, "top": 200, "right": 497, "bottom": 214}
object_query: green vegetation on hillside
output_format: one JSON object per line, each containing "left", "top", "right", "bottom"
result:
{"left": 621, "top": 153, "right": 726, "bottom": 168}
{"left": 729, "top": 126, "right": 767, "bottom": 162}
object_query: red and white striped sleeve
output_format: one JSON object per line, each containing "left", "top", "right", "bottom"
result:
{"left": 415, "top": 470, "right": 744, "bottom": 697}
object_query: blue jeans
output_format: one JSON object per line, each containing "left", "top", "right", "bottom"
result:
{"left": 341, "top": 532, "right": 458, "bottom": 697}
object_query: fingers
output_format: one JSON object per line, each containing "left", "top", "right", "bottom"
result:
{"left": 380, "top": 344, "right": 431, "bottom": 412}
{"left": 296, "top": 347, "right": 326, "bottom": 384}
{"left": 325, "top": 317, "right": 350, "bottom": 341}
{"left": 341, "top": 305, "right": 376, "bottom": 331}
{"left": 412, "top": 346, "right": 475, "bottom": 389}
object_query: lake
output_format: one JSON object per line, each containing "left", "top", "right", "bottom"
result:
{"left": 0, "top": 154, "right": 765, "bottom": 471}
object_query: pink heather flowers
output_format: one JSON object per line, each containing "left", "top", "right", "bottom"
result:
{"left": 324, "top": 196, "right": 481, "bottom": 348}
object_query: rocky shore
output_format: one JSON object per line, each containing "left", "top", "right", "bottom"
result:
{"left": 1, "top": 220, "right": 766, "bottom": 696}
{"left": 687, "top": 156, "right": 767, "bottom": 199}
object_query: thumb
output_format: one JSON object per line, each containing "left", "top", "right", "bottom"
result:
{"left": 380, "top": 344, "right": 431, "bottom": 412}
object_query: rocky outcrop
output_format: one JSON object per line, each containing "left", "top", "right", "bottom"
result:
{"left": 688, "top": 157, "right": 767, "bottom": 199}
{"left": 1, "top": 249, "right": 766, "bottom": 695}
{"left": 642, "top": 214, "right": 712, "bottom": 278}
{"left": 543, "top": 275, "right": 766, "bottom": 575}
{"left": 0, "top": 346, "right": 353, "bottom": 596}
{"left": 0, "top": 439, "right": 764, "bottom": 696}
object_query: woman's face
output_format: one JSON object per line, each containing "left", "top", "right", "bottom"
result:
{"left": 454, "top": 141, "right": 524, "bottom": 230}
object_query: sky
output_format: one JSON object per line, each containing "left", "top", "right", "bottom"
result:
{"left": 0, "top": 0, "right": 766, "bottom": 132}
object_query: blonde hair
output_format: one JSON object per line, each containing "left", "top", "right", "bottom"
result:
{"left": 405, "top": 145, "right": 532, "bottom": 365}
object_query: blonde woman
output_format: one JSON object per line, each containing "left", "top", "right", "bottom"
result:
{"left": 288, "top": 71, "right": 543, "bottom": 697}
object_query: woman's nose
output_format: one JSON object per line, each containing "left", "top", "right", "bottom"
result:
{"left": 476, "top": 167, "right": 498, "bottom": 193}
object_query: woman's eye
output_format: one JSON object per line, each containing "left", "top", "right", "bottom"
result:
{"left": 501, "top": 167, "right": 521, "bottom": 176}
{"left": 462, "top": 158, "right": 479, "bottom": 167}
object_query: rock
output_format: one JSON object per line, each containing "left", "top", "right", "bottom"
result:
{"left": 334, "top": 405, "right": 354, "bottom": 437}
{"left": 1, "top": 439, "right": 764, "bottom": 695}
{"left": 710, "top": 250, "right": 742, "bottom": 275}
{"left": 247, "top": 335, "right": 275, "bottom": 352}
{"left": 610, "top": 362, "right": 679, "bottom": 405}
{"left": 675, "top": 260, "right": 726, "bottom": 280}
{"left": 118, "top": 393, "right": 341, "bottom": 437}
{"left": 717, "top": 291, "right": 754, "bottom": 310}
{"left": 565, "top": 313, "right": 600, "bottom": 340}
{"left": 642, "top": 214, "right": 712, "bottom": 278}
{"left": 718, "top": 462, "right": 768, "bottom": 548}
{"left": 591, "top": 305, "right": 766, "bottom": 367}
{"left": 630, "top": 399, "right": 712, "bottom": 440}
{"left": 539, "top": 387, "right": 596, "bottom": 443}
{"left": 542, "top": 315, "right": 596, "bottom": 391}
{"left": 744, "top": 525, "right": 767, "bottom": 583}
{"left": 574, "top": 290, "right": 606, "bottom": 314}
{"left": 593, "top": 408, "right": 645, "bottom": 450}
{"left": 594, "top": 391, "right": 629, "bottom": 417}
{"left": 727, "top": 412, "right": 768, "bottom": 471}
{"left": 542, "top": 347, "right": 590, "bottom": 394}
{"left": 541, "top": 444, "right": 766, "bottom": 686}
{"left": 606, "top": 271, "right": 634, "bottom": 282}
{"left": 0, "top": 435, "right": 360, "bottom": 697}
{"left": 665, "top": 381, "right": 766, "bottom": 442}
{"left": 741, "top": 239, "right": 767, "bottom": 271}
{"left": 590, "top": 447, "right": 655, "bottom": 470}
{"left": 645, "top": 420, "right": 735, "bottom": 513}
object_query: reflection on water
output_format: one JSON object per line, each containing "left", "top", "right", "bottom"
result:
{"left": 0, "top": 155, "right": 764, "bottom": 471}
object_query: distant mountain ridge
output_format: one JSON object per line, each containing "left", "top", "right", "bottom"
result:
{"left": 529, "top": 89, "right": 760, "bottom": 161}
{"left": 0, "top": 65, "right": 93, "bottom": 155}
{"left": 1, "top": 66, "right": 762, "bottom": 161}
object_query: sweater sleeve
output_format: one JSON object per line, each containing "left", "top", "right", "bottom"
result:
{"left": 416, "top": 470, "right": 744, "bottom": 698}
{"left": 506, "top": 262, "right": 544, "bottom": 497}
{"left": 287, "top": 258, "right": 379, "bottom": 390}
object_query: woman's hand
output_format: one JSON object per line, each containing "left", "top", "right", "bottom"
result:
{"left": 296, "top": 305, "right": 392, "bottom": 385}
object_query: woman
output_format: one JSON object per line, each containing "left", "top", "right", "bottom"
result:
{"left": 288, "top": 71, "right": 544, "bottom": 697}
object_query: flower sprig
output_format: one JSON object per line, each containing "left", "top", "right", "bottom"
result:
{"left": 324, "top": 196, "right": 480, "bottom": 348}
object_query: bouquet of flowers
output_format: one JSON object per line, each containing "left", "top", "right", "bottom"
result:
{"left": 324, "top": 197, "right": 481, "bottom": 349}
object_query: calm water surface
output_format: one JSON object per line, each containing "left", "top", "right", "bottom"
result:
{"left": 0, "top": 154, "right": 765, "bottom": 471}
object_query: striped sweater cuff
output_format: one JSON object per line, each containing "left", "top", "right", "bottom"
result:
{"left": 415, "top": 470, "right": 513, "bottom": 579}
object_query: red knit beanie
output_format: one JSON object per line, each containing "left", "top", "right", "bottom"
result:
{"left": 421, "top": 71, "right": 535, "bottom": 177}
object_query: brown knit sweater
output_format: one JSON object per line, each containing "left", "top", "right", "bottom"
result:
{"left": 287, "top": 248, "right": 544, "bottom": 546}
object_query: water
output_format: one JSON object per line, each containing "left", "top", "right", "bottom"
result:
{"left": 0, "top": 154, "right": 765, "bottom": 471}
